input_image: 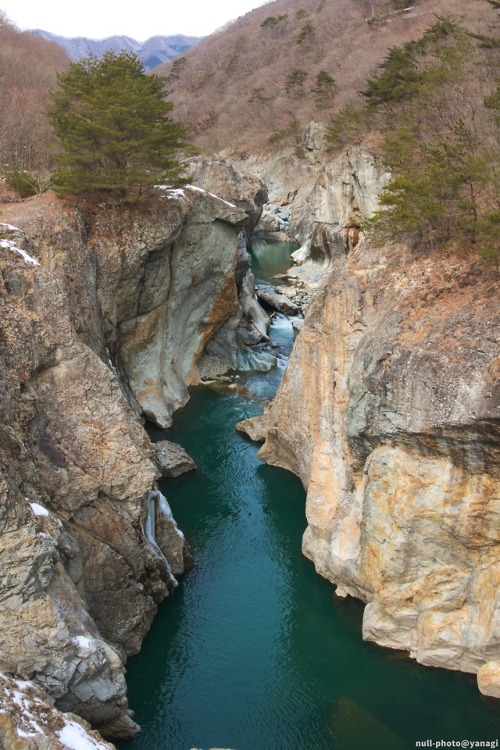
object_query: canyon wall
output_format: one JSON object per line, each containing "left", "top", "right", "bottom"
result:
{"left": 252, "top": 194, "right": 499, "bottom": 696}
{"left": 0, "top": 166, "right": 267, "bottom": 743}
{"left": 232, "top": 139, "right": 499, "bottom": 696}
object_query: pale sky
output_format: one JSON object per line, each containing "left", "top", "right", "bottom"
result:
{"left": 0, "top": 0, "right": 271, "bottom": 40}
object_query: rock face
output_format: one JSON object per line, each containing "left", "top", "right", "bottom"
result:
{"left": 293, "top": 144, "right": 391, "bottom": 249}
{"left": 0, "top": 672, "right": 115, "bottom": 749}
{"left": 257, "top": 237, "right": 499, "bottom": 690}
{"left": 3, "top": 178, "right": 268, "bottom": 429}
{"left": 477, "top": 662, "right": 500, "bottom": 699}
{"left": 0, "top": 167, "right": 268, "bottom": 736}
{"left": 186, "top": 155, "right": 268, "bottom": 230}
{"left": 235, "top": 128, "right": 390, "bottom": 250}
{"left": 0, "top": 227, "right": 169, "bottom": 738}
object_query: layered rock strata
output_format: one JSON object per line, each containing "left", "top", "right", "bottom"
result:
{"left": 253, "top": 238, "right": 499, "bottom": 695}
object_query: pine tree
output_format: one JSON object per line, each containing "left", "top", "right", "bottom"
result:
{"left": 312, "top": 71, "right": 337, "bottom": 109}
{"left": 48, "top": 51, "right": 188, "bottom": 196}
{"left": 363, "top": 18, "right": 500, "bottom": 259}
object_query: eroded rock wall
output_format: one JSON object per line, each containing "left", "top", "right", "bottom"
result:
{"left": 0, "top": 168, "right": 268, "bottom": 737}
{"left": 3, "top": 180, "right": 267, "bottom": 428}
{"left": 0, "top": 228, "right": 163, "bottom": 738}
{"left": 257, "top": 237, "right": 500, "bottom": 693}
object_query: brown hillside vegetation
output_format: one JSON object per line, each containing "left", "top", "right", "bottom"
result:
{"left": 0, "top": 12, "right": 69, "bottom": 175}
{"left": 157, "top": 0, "right": 498, "bottom": 154}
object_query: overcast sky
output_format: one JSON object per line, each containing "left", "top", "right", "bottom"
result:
{"left": 0, "top": 0, "right": 270, "bottom": 39}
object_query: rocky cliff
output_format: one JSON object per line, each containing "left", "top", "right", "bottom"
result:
{"left": 233, "top": 141, "right": 500, "bottom": 697}
{"left": 2, "top": 167, "right": 268, "bottom": 428}
{"left": 252, "top": 233, "right": 500, "bottom": 696}
{"left": 0, "top": 167, "right": 268, "bottom": 742}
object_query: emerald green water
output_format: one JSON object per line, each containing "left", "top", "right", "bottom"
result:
{"left": 250, "top": 233, "right": 299, "bottom": 282}
{"left": 119, "top": 241, "right": 499, "bottom": 750}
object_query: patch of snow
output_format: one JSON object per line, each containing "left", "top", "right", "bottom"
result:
{"left": 0, "top": 238, "right": 40, "bottom": 266}
{"left": 208, "top": 192, "right": 237, "bottom": 208}
{"left": 17, "top": 728, "right": 37, "bottom": 738}
{"left": 73, "top": 636, "right": 93, "bottom": 651}
{"left": 29, "top": 502, "right": 49, "bottom": 517}
{"left": 12, "top": 690, "right": 24, "bottom": 709}
{"left": 58, "top": 719, "right": 109, "bottom": 749}
{"left": 0, "top": 223, "right": 25, "bottom": 234}
{"left": 155, "top": 185, "right": 187, "bottom": 200}
{"left": 185, "top": 183, "right": 205, "bottom": 193}
{"left": 186, "top": 184, "right": 237, "bottom": 208}
{"left": 13, "top": 678, "right": 32, "bottom": 691}
{"left": 27, "top": 718, "right": 45, "bottom": 735}
{"left": 157, "top": 183, "right": 237, "bottom": 208}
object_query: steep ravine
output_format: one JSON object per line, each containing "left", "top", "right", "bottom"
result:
{"left": 241, "top": 144, "right": 500, "bottom": 698}
{"left": 0, "top": 162, "right": 270, "bottom": 745}
{"left": 118, "top": 237, "right": 499, "bottom": 750}
{"left": 231, "top": 140, "right": 499, "bottom": 699}
{"left": 0, "top": 142, "right": 498, "bottom": 748}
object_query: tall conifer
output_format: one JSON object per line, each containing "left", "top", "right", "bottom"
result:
{"left": 48, "top": 51, "right": 187, "bottom": 196}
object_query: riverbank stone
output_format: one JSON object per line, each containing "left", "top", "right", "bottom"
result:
{"left": 478, "top": 663, "right": 500, "bottom": 699}
{"left": 155, "top": 440, "right": 197, "bottom": 478}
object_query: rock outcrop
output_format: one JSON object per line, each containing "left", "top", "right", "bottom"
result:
{"left": 0, "top": 165, "right": 269, "bottom": 737}
{"left": 236, "top": 128, "right": 390, "bottom": 252}
{"left": 0, "top": 673, "right": 115, "bottom": 749}
{"left": 2, "top": 176, "right": 268, "bottom": 429}
{"left": 256, "top": 236, "right": 500, "bottom": 695}
{"left": 256, "top": 285, "right": 299, "bottom": 316}
{"left": 155, "top": 440, "right": 197, "bottom": 478}
{"left": 0, "top": 226, "right": 170, "bottom": 738}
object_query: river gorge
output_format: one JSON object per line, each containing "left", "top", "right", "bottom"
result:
{"left": 0, "top": 149, "right": 498, "bottom": 748}
{"left": 116, "top": 240, "right": 500, "bottom": 750}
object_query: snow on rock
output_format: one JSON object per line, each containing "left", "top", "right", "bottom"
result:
{"left": 72, "top": 636, "right": 93, "bottom": 652}
{"left": 58, "top": 719, "right": 110, "bottom": 750}
{"left": 29, "top": 502, "right": 50, "bottom": 517}
{"left": 156, "top": 185, "right": 187, "bottom": 200}
{"left": 156, "top": 183, "right": 237, "bottom": 208}
{"left": 0, "top": 238, "right": 40, "bottom": 266}
{"left": 186, "top": 184, "right": 237, "bottom": 208}
{"left": 0, "top": 672, "right": 115, "bottom": 748}
{"left": 0, "top": 222, "right": 27, "bottom": 234}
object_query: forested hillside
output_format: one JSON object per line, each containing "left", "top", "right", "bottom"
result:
{"left": 157, "top": 0, "right": 498, "bottom": 153}
{"left": 0, "top": 13, "right": 69, "bottom": 175}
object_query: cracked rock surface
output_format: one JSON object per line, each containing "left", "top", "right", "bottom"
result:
{"left": 257, "top": 237, "right": 499, "bottom": 693}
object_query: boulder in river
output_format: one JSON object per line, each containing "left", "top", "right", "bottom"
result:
{"left": 155, "top": 440, "right": 197, "bottom": 478}
{"left": 256, "top": 285, "right": 299, "bottom": 315}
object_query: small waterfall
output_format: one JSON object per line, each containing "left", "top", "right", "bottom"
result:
{"left": 156, "top": 491, "right": 185, "bottom": 545}
{"left": 144, "top": 490, "right": 178, "bottom": 587}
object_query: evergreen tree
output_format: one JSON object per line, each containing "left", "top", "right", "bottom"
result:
{"left": 285, "top": 68, "right": 308, "bottom": 96}
{"left": 361, "top": 18, "right": 500, "bottom": 259}
{"left": 312, "top": 70, "right": 337, "bottom": 109}
{"left": 48, "top": 51, "right": 188, "bottom": 196}
{"left": 361, "top": 45, "right": 423, "bottom": 109}
{"left": 325, "top": 103, "right": 365, "bottom": 150}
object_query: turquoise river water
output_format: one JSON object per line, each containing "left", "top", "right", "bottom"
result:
{"left": 118, "top": 241, "right": 500, "bottom": 750}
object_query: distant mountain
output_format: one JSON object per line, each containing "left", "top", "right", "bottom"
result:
{"left": 30, "top": 30, "right": 202, "bottom": 70}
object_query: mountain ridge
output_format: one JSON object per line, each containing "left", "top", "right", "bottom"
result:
{"left": 31, "top": 29, "right": 202, "bottom": 70}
